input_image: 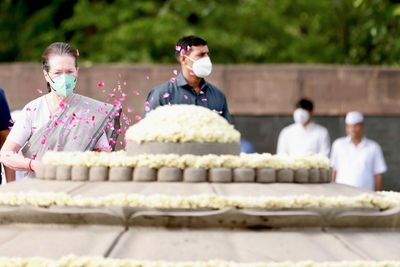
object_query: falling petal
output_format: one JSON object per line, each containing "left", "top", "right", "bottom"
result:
{"left": 92, "top": 116, "right": 95, "bottom": 121}
{"left": 135, "top": 115, "right": 142, "bottom": 121}
{"left": 201, "top": 98, "right": 207, "bottom": 102}
{"left": 113, "top": 111, "right": 119, "bottom": 116}
{"left": 146, "top": 76, "right": 150, "bottom": 80}
{"left": 144, "top": 105, "right": 150, "bottom": 112}
{"left": 187, "top": 46, "right": 192, "bottom": 52}
{"left": 183, "top": 95, "right": 189, "bottom": 100}
{"left": 199, "top": 91, "right": 204, "bottom": 94}
{"left": 127, "top": 107, "right": 134, "bottom": 113}
{"left": 37, "top": 89, "right": 43, "bottom": 94}
{"left": 122, "top": 92, "right": 128, "bottom": 97}
{"left": 117, "top": 129, "right": 122, "bottom": 135}
{"left": 175, "top": 45, "right": 181, "bottom": 51}
{"left": 163, "top": 93, "right": 170, "bottom": 98}
{"left": 180, "top": 49, "right": 186, "bottom": 56}
{"left": 170, "top": 77, "right": 176, "bottom": 83}
{"left": 173, "top": 69, "right": 178, "bottom": 75}
{"left": 97, "top": 82, "right": 105, "bottom": 87}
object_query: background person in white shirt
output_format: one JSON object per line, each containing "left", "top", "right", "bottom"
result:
{"left": 331, "top": 111, "right": 387, "bottom": 191}
{"left": 277, "top": 98, "right": 330, "bottom": 157}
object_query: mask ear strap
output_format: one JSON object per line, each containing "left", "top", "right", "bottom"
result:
{"left": 46, "top": 71, "right": 55, "bottom": 83}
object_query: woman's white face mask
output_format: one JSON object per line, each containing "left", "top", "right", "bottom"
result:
{"left": 185, "top": 56, "right": 212, "bottom": 78}
{"left": 293, "top": 108, "right": 310, "bottom": 125}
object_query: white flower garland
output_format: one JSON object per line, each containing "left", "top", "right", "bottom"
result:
{"left": 0, "top": 191, "right": 399, "bottom": 210}
{"left": 0, "top": 256, "right": 399, "bottom": 267}
{"left": 125, "top": 105, "right": 241, "bottom": 144}
{"left": 42, "top": 152, "right": 331, "bottom": 169}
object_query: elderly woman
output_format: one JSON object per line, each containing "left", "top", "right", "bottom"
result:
{"left": 0, "top": 42, "right": 119, "bottom": 177}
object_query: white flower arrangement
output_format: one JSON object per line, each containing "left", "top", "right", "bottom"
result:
{"left": 42, "top": 152, "right": 331, "bottom": 170}
{"left": 0, "top": 191, "right": 399, "bottom": 210}
{"left": 125, "top": 105, "right": 241, "bottom": 143}
{"left": 0, "top": 256, "right": 399, "bottom": 267}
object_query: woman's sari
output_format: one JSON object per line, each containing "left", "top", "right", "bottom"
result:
{"left": 21, "top": 94, "right": 120, "bottom": 161}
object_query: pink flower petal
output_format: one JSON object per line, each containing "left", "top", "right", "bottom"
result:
{"left": 37, "top": 89, "right": 43, "bottom": 94}
{"left": 97, "top": 82, "right": 105, "bottom": 87}
{"left": 175, "top": 45, "right": 181, "bottom": 51}
{"left": 127, "top": 107, "right": 134, "bottom": 113}
{"left": 187, "top": 46, "right": 192, "bottom": 52}
{"left": 201, "top": 98, "right": 207, "bottom": 102}
{"left": 170, "top": 77, "right": 176, "bottom": 83}
{"left": 180, "top": 49, "right": 186, "bottom": 56}
{"left": 163, "top": 93, "right": 170, "bottom": 98}
{"left": 109, "top": 138, "right": 116, "bottom": 145}
{"left": 40, "top": 135, "right": 47, "bottom": 145}
{"left": 135, "top": 115, "right": 142, "bottom": 121}
{"left": 183, "top": 95, "right": 189, "bottom": 100}
{"left": 173, "top": 69, "right": 178, "bottom": 75}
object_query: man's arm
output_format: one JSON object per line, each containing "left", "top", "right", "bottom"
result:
{"left": 374, "top": 174, "right": 383, "bottom": 191}
{"left": 331, "top": 169, "right": 337, "bottom": 182}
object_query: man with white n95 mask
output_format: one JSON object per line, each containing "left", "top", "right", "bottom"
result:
{"left": 330, "top": 111, "right": 387, "bottom": 191}
{"left": 277, "top": 98, "right": 330, "bottom": 157}
{"left": 145, "top": 35, "right": 233, "bottom": 123}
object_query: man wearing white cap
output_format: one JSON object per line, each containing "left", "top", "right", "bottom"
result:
{"left": 330, "top": 111, "right": 387, "bottom": 191}
{"left": 277, "top": 98, "right": 330, "bottom": 157}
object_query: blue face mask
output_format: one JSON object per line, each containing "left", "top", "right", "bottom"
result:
{"left": 49, "top": 73, "right": 77, "bottom": 97}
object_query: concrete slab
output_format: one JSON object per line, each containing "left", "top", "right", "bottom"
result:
{"left": 70, "top": 182, "right": 216, "bottom": 196}
{"left": 0, "top": 179, "right": 85, "bottom": 193}
{"left": 327, "top": 228, "right": 400, "bottom": 260}
{"left": 0, "top": 224, "right": 124, "bottom": 258}
{"left": 109, "top": 227, "right": 369, "bottom": 261}
{"left": 211, "top": 183, "right": 370, "bottom": 197}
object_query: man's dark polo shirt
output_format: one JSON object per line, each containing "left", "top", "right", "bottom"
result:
{"left": 146, "top": 73, "right": 233, "bottom": 123}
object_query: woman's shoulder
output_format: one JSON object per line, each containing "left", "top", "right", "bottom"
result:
{"left": 22, "top": 95, "right": 47, "bottom": 113}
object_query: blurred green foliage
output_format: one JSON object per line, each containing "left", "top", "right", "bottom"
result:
{"left": 1, "top": 0, "right": 400, "bottom": 64}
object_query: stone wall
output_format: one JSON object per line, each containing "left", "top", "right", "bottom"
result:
{"left": 1, "top": 63, "right": 399, "bottom": 190}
